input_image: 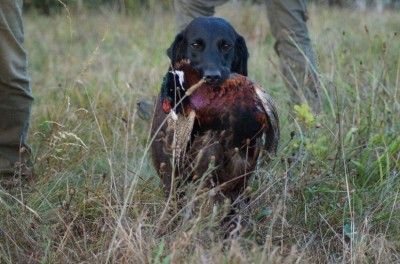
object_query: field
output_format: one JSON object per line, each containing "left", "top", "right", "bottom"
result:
{"left": 1, "top": 2, "right": 399, "bottom": 263}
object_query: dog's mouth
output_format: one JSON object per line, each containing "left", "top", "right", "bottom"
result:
{"left": 202, "top": 70, "right": 230, "bottom": 85}
{"left": 189, "top": 63, "right": 230, "bottom": 85}
{"left": 203, "top": 76, "right": 223, "bottom": 85}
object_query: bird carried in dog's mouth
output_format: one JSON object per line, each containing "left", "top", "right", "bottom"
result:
{"left": 150, "top": 60, "right": 280, "bottom": 202}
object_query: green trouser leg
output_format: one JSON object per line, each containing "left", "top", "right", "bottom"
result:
{"left": 266, "top": 0, "right": 321, "bottom": 112}
{"left": 174, "top": 0, "right": 230, "bottom": 31}
{"left": 0, "top": 0, "right": 34, "bottom": 174}
{"left": 174, "top": 0, "right": 321, "bottom": 112}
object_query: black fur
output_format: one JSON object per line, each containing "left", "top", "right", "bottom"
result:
{"left": 167, "top": 17, "right": 249, "bottom": 85}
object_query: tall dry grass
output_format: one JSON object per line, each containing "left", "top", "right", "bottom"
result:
{"left": 0, "top": 2, "right": 399, "bottom": 263}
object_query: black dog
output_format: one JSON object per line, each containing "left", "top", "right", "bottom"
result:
{"left": 149, "top": 17, "right": 279, "bottom": 238}
{"left": 167, "top": 17, "right": 249, "bottom": 85}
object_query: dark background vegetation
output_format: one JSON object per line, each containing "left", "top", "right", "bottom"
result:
{"left": 24, "top": 0, "right": 400, "bottom": 15}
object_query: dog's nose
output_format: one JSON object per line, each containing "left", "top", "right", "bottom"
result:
{"left": 203, "top": 69, "right": 221, "bottom": 84}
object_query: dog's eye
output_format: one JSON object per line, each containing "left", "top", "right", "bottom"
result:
{"left": 220, "top": 42, "right": 232, "bottom": 52}
{"left": 190, "top": 42, "right": 202, "bottom": 50}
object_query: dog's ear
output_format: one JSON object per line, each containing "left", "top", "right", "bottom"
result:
{"left": 232, "top": 34, "right": 249, "bottom": 76}
{"left": 167, "top": 32, "right": 187, "bottom": 65}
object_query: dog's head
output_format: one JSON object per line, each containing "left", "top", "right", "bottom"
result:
{"left": 167, "top": 17, "right": 249, "bottom": 85}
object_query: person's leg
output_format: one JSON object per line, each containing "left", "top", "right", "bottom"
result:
{"left": 174, "top": 0, "right": 230, "bottom": 31}
{"left": 0, "top": 0, "right": 34, "bottom": 176}
{"left": 266, "top": 0, "right": 321, "bottom": 112}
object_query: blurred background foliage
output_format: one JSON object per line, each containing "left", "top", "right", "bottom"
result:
{"left": 23, "top": 0, "right": 400, "bottom": 15}
{"left": 23, "top": 0, "right": 173, "bottom": 15}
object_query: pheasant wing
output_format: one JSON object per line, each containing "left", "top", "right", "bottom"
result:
{"left": 254, "top": 84, "right": 280, "bottom": 154}
{"left": 167, "top": 110, "right": 196, "bottom": 165}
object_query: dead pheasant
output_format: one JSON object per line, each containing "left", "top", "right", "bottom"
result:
{"left": 151, "top": 60, "right": 279, "bottom": 202}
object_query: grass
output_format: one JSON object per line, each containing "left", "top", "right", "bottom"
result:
{"left": 1, "top": 2, "right": 399, "bottom": 263}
